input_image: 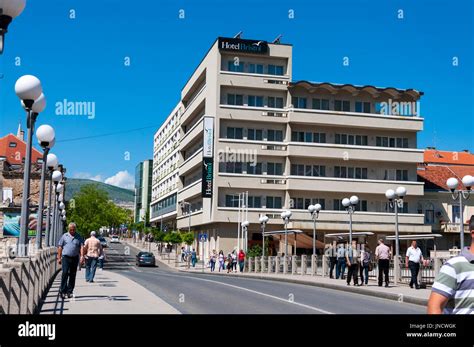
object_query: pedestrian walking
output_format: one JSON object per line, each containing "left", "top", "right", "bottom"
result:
{"left": 406, "top": 240, "right": 424, "bottom": 289}
{"left": 231, "top": 250, "right": 237, "bottom": 272}
{"left": 335, "top": 243, "right": 346, "bottom": 279}
{"left": 359, "top": 244, "right": 372, "bottom": 286}
{"left": 238, "top": 249, "right": 246, "bottom": 272}
{"left": 428, "top": 215, "right": 474, "bottom": 314}
{"left": 83, "top": 231, "right": 103, "bottom": 283}
{"left": 191, "top": 248, "right": 197, "bottom": 268}
{"left": 328, "top": 242, "right": 337, "bottom": 278}
{"left": 226, "top": 253, "right": 233, "bottom": 273}
{"left": 375, "top": 239, "right": 391, "bottom": 287}
{"left": 218, "top": 250, "right": 225, "bottom": 272}
{"left": 346, "top": 241, "right": 359, "bottom": 286}
{"left": 57, "top": 222, "right": 85, "bottom": 299}
{"left": 209, "top": 250, "right": 217, "bottom": 272}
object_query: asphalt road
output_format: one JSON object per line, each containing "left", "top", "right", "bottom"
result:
{"left": 104, "top": 242, "right": 425, "bottom": 314}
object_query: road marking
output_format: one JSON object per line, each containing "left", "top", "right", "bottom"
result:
{"left": 153, "top": 271, "right": 333, "bottom": 314}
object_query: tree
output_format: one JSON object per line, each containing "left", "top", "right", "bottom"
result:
{"left": 180, "top": 232, "right": 194, "bottom": 246}
{"left": 247, "top": 244, "right": 263, "bottom": 258}
{"left": 66, "top": 184, "right": 130, "bottom": 238}
{"left": 164, "top": 231, "right": 182, "bottom": 254}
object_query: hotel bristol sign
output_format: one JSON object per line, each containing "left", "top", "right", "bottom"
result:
{"left": 218, "top": 37, "right": 269, "bottom": 55}
{"left": 202, "top": 117, "right": 214, "bottom": 198}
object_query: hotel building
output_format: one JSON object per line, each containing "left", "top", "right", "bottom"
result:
{"left": 151, "top": 36, "right": 431, "bottom": 256}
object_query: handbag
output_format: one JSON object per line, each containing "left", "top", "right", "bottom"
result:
{"left": 368, "top": 262, "right": 373, "bottom": 272}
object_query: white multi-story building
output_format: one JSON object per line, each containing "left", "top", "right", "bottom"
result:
{"left": 152, "top": 36, "right": 431, "bottom": 256}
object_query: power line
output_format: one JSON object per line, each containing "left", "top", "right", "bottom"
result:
{"left": 56, "top": 124, "right": 160, "bottom": 143}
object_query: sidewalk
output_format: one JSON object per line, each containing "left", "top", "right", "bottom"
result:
{"left": 123, "top": 240, "right": 430, "bottom": 306}
{"left": 40, "top": 269, "right": 179, "bottom": 314}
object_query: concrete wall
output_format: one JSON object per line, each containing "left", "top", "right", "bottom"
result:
{"left": 0, "top": 246, "right": 58, "bottom": 314}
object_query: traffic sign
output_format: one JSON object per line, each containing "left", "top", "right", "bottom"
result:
{"left": 198, "top": 233, "right": 207, "bottom": 242}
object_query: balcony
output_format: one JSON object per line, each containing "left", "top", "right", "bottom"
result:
{"left": 288, "top": 142, "right": 424, "bottom": 163}
{"left": 288, "top": 108, "right": 424, "bottom": 132}
{"left": 219, "top": 71, "right": 289, "bottom": 91}
{"left": 219, "top": 104, "right": 288, "bottom": 123}
{"left": 181, "top": 85, "right": 206, "bottom": 126}
{"left": 177, "top": 210, "right": 205, "bottom": 229}
{"left": 180, "top": 148, "right": 202, "bottom": 176}
{"left": 181, "top": 117, "right": 204, "bottom": 151}
{"left": 178, "top": 179, "right": 202, "bottom": 202}
{"left": 216, "top": 173, "right": 287, "bottom": 191}
{"left": 217, "top": 139, "right": 287, "bottom": 158}
{"left": 287, "top": 176, "right": 424, "bottom": 196}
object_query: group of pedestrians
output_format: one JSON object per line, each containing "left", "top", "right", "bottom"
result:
{"left": 328, "top": 238, "right": 425, "bottom": 289}
{"left": 208, "top": 249, "right": 245, "bottom": 273}
{"left": 57, "top": 223, "right": 106, "bottom": 299}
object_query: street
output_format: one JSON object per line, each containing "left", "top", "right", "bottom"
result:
{"left": 104, "top": 242, "right": 425, "bottom": 314}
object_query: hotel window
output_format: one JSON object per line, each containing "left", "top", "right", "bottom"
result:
{"left": 228, "top": 61, "right": 244, "bottom": 72}
{"left": 225, "top": 194, "right": 240, "bottom": 207}
{"left": 452, "top": 205, "right": 460, "bottom": 223}
{"left": 355, "top": 101, "right": 371, "bottom": 113}
{"left": 334, "top": 166, "right": 347, "bottom": 178}
{"left": 267, "top": 162, "right": 283, "bottom": 175}
{"left": 355, "top": 200, "right": 368, "bottom": 212}
{"left": 248, "top": 196, "right": 262, "bottom": 208}
{"left": 227, "top": 127, "right": 243, "bottom": 139}
{"left": 313, "top": 132, "right": 326, "bottom": 143}
{"left": 267, "top": 96, "right": 284, "bottom": 108}
{"left": 334, "top": 100, "right": 350, "bottom": 112}
{"left": 247, "top": 128, "right": 263, "bottom": 141}
{"left": 220, "top": 162, "right": 243, "bottom": 174}
{"left": 312, "top": 98, "right": 330, "bottom": 110}
{"left": 396, "top": 169, "right": 409, "bottom": 181}
{"left": 227, "top": 94, "right": 243, "bottom": 106}
{"left": 248, "top": 95, "right": 264, "bottom": 107}
{"left": 425, "top": 205, "right": 435, "bottom": 224}
{"left": 333, "top": 199, "right": 344, "bottom": 211}
{"left": 246, "top": 162, "right": 262, "bottom": 175}
{"left": 312, "top": 165, "right": 326, "bottom": 177}
{"left": 268, "top": 64, "right": 284, "bottom": 75}
{"left": 267, "top": 129, "right": 283, "bottom": 142}
{"left": 292, "top": 97, "right": 307, "bottom": 109}
{"left": 312, "top": 198, "right": 326, "bottom": 210}
{"left": 266, "top": 196, "right": 282, "bottom": 209}
{"left": 376, "top": 136, "right": 409, "bottom": 148}
{"left": 249, "top": 63, "right": 264, "bottom": 74}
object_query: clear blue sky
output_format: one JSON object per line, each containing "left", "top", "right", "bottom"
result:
{"left": 0, "top": 0, "right": 472, "bottom": 189}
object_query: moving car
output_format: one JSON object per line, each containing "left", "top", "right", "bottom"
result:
{"left": 136, "top": 252, "right": 156, "bottom": 267}
{"left": 110, "top": 235, "right": 120, "bottom": 243}
{"left": 98, "top": 237, "right": 108, "bottom": 248}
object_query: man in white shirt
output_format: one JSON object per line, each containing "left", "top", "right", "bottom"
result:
{"left": 406, "top": 240, "right": 424, "bottom": 289}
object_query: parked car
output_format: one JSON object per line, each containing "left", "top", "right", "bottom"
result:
{"left": 136, "top": 252, "right": 156, "bottom": 267}
{"left": 110, "top": 235, "right": 120, "bottom": 243}
{"left": 98, "top": 237, "right": 108, "bottom": 248}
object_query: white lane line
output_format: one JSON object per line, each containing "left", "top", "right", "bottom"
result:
{"left": 154, "top": 271, "right": 333, "bottom": 314}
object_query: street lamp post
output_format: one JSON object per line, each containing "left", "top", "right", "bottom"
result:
{"left": 385, "top": 186, "right": 407, "bottom": 284}
{"left": 342, "top": 195, "right": 359, "bottom": 245}
{"left": 57, "top": 200, "right": 65, "bottom": 244}
{"left": 308, "top": 204, "right": 322, "bottom": 257}
{"left": 241, "top": 220, "right": 249, "bottom": 253}
{"left": 280, "top": 210, "right": 292, "bottom": 256}
{"left": 45, "top": 154, "right": 58, "bottom": 246}
{"left": 0, "top": 0, "right": 26, "bottom": 54}
{"left": 15, "top": 75, "right": 44, "bottom": 257}
{"left": 447, "top": 175, "right": 474, "bottom": 249}
{"left": 35, "top": 125, "right": 55, "bottom": 250}
{"left": 259, "top": 215, "right": 269, "bottom": 257}
{"left": 51, "top": 171, "right": 62, "bottom": 246}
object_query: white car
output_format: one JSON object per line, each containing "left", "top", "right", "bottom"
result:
{"left": 110, "top": 235, "right": 120, "bottom": 243}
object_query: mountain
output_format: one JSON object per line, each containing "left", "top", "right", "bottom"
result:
{"left": 65, "top": 178, "right": 134, "bottom": 203}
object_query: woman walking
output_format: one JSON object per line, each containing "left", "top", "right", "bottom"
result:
{"left": 209, "top": 250, "right": 217, "bottom": 272}
{"left": 238, "top": 249, "right": 246, "bottom": 272}
{"left": 218, "top": 250, "right": 225, "bottom": 272}
{"left": 231, "top": 250, "right": 238, "bottom": 272}
{"left": 226, "top": 253, "right": 233, "bottom": 273}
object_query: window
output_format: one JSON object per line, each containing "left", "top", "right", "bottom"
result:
{"left": 312, "top": 165, "right": 326, "bottom": 177}
{"left": 248, "top": 63, "right": 263, "bottom": 74}
{"left": 355, "top": 102, "right": 371, "bottom": 113}
{"left": 268, "top": 64, "right": 284, "bottom": 75}
{"left": 227, "top": 127, "right": 243, "bottom": 139}
{"left": 228, "top": 61, "right": 244, "bottom": 72}
{"left": 267, "top": 162, "right": 283, "bottom": 175}
{"left": 292, "top": 97, "right": 307, "bottom": 109}
{"left": 313, "top": 132, "right": 326, "bottom": 143}
{"left": 267, "top": 129, "right": 283, "bottom": 142}
{"left": 312, "top": 98, "right": 330, "bottom": 110}
{"left": 227, "top": 94, "right": 243, "bottom": 105}
{"left": 425, "top": 209, "right": 435, "bottom": 224}
{"left": 334, "top": 166, "right": 347, "bottom": 178}
{"left": 396, "top": 169, "right": 409, "bottom": 181}
{"left": 8, "top": 142, "right": 17, "bottom": 148}
{"left": 305, "top": 132, "right": 313, "bottom": 142}
{"left": 248, "top": 95, "right": 264, "bottom": 107}
{"left": 247, "top": 163, "right": 262, "bottom": 175}
{"left": 452, "top": 205, "right": 460, "bottom": 223}
{"left": 266, "top": 196, "right": 282, "bottom": 209}
{"left": 248, "top": 196, "right": 262, "bottom": 208}
{"left": 267, "top": 96, "right": 284, "bottom": 108}
{"left": 333, "top": 199, "right": 343, "bottom": 211}
{"left": 225, "top": 194, "right": 240, "bottom": 207}
{"left": 248, "top": 129, "right": 263, "bottom": 141}
{"left": 334, "top": 100, "right": 350, "bottom": 112}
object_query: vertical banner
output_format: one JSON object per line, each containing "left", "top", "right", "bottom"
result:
{"left": 202, "top": 116, "right": 214, "bottom": 197}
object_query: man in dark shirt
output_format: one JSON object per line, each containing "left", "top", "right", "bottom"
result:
{"left": 57, "top": 222, "right": 84, "bottom": 299}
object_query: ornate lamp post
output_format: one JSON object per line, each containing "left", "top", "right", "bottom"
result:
{"left": 342, "top": 195, "right": 359, "bottom": 245}
{"left": 308, "top": 203, "right": 322, "bottom": 257}
{"left": 259, "top": 215, "right": 269, "bottom": 257}
{"left": 0, "top": 0, "right": 26, "bottom": 54}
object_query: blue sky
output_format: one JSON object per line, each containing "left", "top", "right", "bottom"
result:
{"left": 0, "top": 0, "right": 472, "bottom": 189}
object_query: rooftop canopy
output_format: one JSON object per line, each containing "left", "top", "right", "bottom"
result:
{"left": 324, "top": 232, "right": 375, "bottom": 239}
{"left": 385, "top": 234, "right": 443, "bottom": 241}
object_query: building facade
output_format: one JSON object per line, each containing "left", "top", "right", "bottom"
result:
{"left": 134, "top": 160, "right": 152, "bottom": 223}
{"left": 152, "top": 36, "right": 431, "bottom": 258}
{"left": 417, "top": 149, "right": 474, "bottom": 249}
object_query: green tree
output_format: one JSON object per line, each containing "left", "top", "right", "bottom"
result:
{"left": 164, "top": 231, "right": 182, "bottom": 254}
{"left": 246, "top": 244, "right": 263, "bottom": 257}
{"left": 180, "top": 232, "right": 194, "bottom": 246}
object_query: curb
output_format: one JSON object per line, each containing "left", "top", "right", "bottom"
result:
{"left": 177, "top": 269, "right": 429, "bottom": 307}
